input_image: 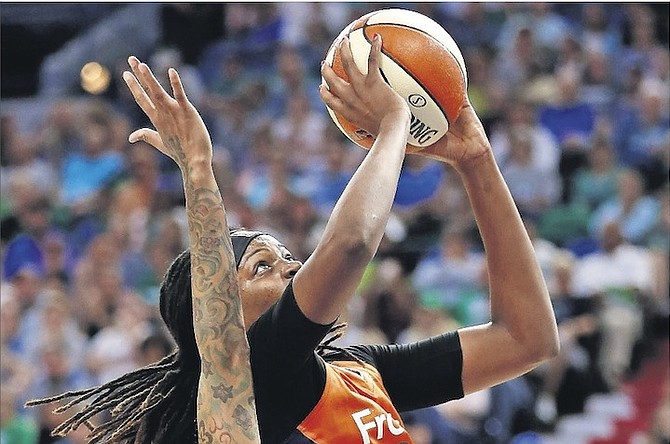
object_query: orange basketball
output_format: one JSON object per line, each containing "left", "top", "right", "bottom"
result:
{"left": 323, "top": 8, "right": 468, "bottom": 152}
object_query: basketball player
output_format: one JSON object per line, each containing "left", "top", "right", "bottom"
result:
{"left": 30, "top": 34, "right": 558, "bottom": 443}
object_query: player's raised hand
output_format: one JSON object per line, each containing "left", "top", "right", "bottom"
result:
{"left": 415, "top": 100, "right": 491, "bottom": 170}
{"left": 319, "top": 34, "right": 410, "bottom": 138}
{"left": 123, "top": 56, "right": 212, "bottom": 171}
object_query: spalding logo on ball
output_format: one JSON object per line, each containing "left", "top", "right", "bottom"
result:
{"left": 323, "top": 8, "right": 468, "bottom": 152}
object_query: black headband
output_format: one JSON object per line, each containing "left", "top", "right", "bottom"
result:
{"left": 231, "top": 231, "right": 265, "bottom": 269}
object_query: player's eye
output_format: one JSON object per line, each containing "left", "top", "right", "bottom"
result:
{"left": 254, "top": 262, "right": 271, "bottom": 275}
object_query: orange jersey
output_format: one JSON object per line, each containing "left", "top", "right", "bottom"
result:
{"left": 290, "top": 361, "right": 414, "bottom": 444}
{"left": 249, "top": 283, "right": 463, "bottom": 443}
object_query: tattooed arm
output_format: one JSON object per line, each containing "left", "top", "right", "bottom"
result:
{"left": 123, "top": 57, "right": 260, "bottom": 444}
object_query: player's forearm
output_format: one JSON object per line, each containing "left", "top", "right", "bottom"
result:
{"left": 322, "top": 113, "right": 410, "bottom": 257}
{"left": 458, "top": 151, "right": 559, "bottom": 360}
{"left": 197, "top": 375, "right": 259, "bottom": 444}
{"left": 182, "top": 161, "right": 242, "bottom": 348}
{"left": 295, "top": 115, "right": 409, "bottom": 324}
{"left": 182, "top": 160, "right": 260, "bottom": 443}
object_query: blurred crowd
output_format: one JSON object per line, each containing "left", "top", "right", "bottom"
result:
{"left": 1, "top": 3, "right": 668, "bottom": 443}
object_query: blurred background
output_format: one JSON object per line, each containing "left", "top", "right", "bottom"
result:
{"left": 1, "top": 3, "right": 668, "bottom": 443}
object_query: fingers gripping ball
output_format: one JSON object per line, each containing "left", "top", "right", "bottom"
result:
{"left": 323, "top": 8, "right": 468, "bottom": 152}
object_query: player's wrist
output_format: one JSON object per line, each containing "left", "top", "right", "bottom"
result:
{"left": 183, "top": 159, "right": 215, "bottom": 183}
{"left": 378, "top": 107, "right": 411, "bottom": 135}
{"left": 452, "top": 146, "right": 495, "bottom": 176}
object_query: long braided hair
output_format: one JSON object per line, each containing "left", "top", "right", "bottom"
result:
{"left": 28, "top": 236, "right": 356, "bottom": 443}
{"left": 27, "top": 250, "right": 199, "bottom": 443}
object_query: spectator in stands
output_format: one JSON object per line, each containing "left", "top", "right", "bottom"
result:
{"left": 3, "top": 263, "right": 45, "bottom": 356}
{"left": 71, "top": 233, "right": 127, "bottom": 337}
{"left": 270, "top": 92, "right": 328, "bottom": 174}
{"left": 0, "top": 387, "right": 38, "bottom": 444}
{"left": 235, "top": 124, "right": 279, "bottom": 210}
{"left": 493, "top": 26, "right": 546, "bottom": 94}
{"left": 578, "top": 3, "right": 621, "bottom": 57}
{"left": 0, "top": 297, "right": 35, "bottom": 408}
{"left": 497, "top": 4, "right": 569, "bottom": 55}
{"left": 588, "top": 168, "right": 660, "bottom": 245}
{"left": 411, "top": 223, "right": 488, "bottom": 326}
{"left": 277, "top": 2, "right": 351, "bottom": 72}
{"left": 643, "top": 47, "right": 669, "bottom": 110}
{"left": 41, "top": 233, "right": 70, "bottom": 289}
{"left": 617, "top": 4, "right": 666, "bottom": 87}
{"left": 22, "top": 290, "right": 87, "bottom": 373}
{"left": 130, "top": 232, "right": 180, "bottom": 305}
{"left": 204, "top": 52, "right": 247, "bottom": 99}
{"left": 1, "top": 290, "right": 28, "bottom": 359}
{"left": 500, "top": 125, "right": 562, "bottom": 220}
{"left": 267, "top": 193, "right": 321, "bottom": 262}
{"left": 538, "top": 67, "right": 596, "bottom": 149}
{"left": 490, "top": 99, "right": 560, "bottom": 176}
{"left": 27, "top": 339, "right": 93, "bottom": 423}
{"left": 554, "top": 36, "right": 584, "bottom": 80}
{"left": 238, "top": 134, "right": 300, "bottom": 222}
{"left": 213, "top": 94, "right": 260, "bottom": 171}
{"left": 581, "top": 49, "right": 617, "bottom": 115}
{"left": 572, "top": 220, "right": 655, "bottom": 389}
{"left": 108, "top": 142, "right": 160, "bottom": 248}
{"left": 59, "top": 105, "right": 125, "bottom": 217}
{"left": 428, "top": 165, "right": 476, "bottom": 235}
{"left": 307, "top": 127, "right": 359, "bottom": 218}
{"left": 394, "top": 155, "right": 446, "bottom": 210}
{"left": 437, "top": 3, "right": 503, "bottom": 52}
{"left": 646, "top": 185, "right": 670, "bottom": 254}
{"left": 358, "top": 257, "right": 417, "bottom": 344}
{"left": 2, "top": 184, "right": 55, "bottom": 281}
{"left": 620, "top": 82, "right": 670, "bottom": 192}
{"left": 571, "top": 137, "right": 622, "bottom": 211}
{"left": 526, "top": 3, "right": 572, "bottom": 51}
{"left": 461, "top": 46, "right": 499, "bottom": 132}
{"left": 645, "top": 186, "right": 670, "bottom": 337}
{"left": 36, "top": 100, "right": 83, "bottom": 169}
{"left": 265, "top": 45, "right": 323, "bottom": 116}
{"left": 0, "top": 130, "right": 57, "bottom": 204}
{"left": 136, "top": 331, "right": 174, "bottom": 368}
{"left": 532, "top": 252, "right": 600, "bottom": 424}
{"left": 85, "top": 292, "right": 151, "bottom": 385}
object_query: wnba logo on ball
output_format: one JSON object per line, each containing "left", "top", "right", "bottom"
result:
{"left": 408, "top": 94, "right": 427, "bottom": 108}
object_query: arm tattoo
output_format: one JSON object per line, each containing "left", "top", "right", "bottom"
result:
{"left": 169, "top": 135, "right": 260, "bottom": 443}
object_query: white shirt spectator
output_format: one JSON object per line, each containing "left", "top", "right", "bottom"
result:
{"left": 572, "top": 243, "right": 654, "bottom": 298}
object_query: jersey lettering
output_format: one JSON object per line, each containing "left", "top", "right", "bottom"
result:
{"left": 352, "top": 408, "right": 406, "bottom": 443}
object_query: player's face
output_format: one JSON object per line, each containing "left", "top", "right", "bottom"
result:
{"left": 236, "top": 235, "right": 301, "bottom": 328}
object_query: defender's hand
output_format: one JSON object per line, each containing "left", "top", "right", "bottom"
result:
{"left": 123, "top": 56, "right": 212, "bottom": 171}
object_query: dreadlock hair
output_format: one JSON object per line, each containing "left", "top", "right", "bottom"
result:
{"left": 315, "top": 322, "right": 364, "bottom": 364}
{"left": 27, "top": 230, "right": 360, "bottom": 442}
{"left": 27, "top": 250, "right": 199, "bottom": 443}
